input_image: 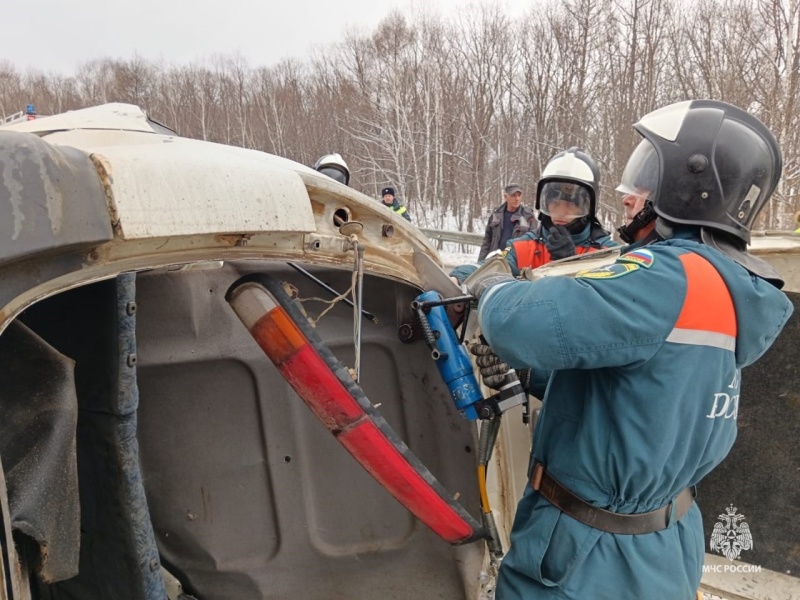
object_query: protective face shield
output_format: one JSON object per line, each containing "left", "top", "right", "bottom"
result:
{"left": 538, "top": 181, "right": 592, "bottom": 224}
{"left": 314, "top": 153, "right": 350, "bottom": 186}
{"left": 616, "top": 139, "right": 659, "bottom": 200}
{"left": 318, "top": 166, "right": 348, "bottom": 185}
{"left": 615, "top": 140, "right": 659, "bottom": 243}
{"left": 535, "top": 147, "right": 600, "bottom": 233}
{"left": 630, "top": 99, "right": 783, "bottom": 285}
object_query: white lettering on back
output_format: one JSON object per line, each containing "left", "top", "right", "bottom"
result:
{"left": 728, "top": 370, "right": 740, "bottom": 390}
{"left": 706, "top": 392, "right": 739, "bottom": 420}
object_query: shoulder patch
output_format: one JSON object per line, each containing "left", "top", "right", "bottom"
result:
{"left": 618, "top": 248, "right": 655, "bottom": 269}
{"left": 576, "top": 262, "right": 639, "bottom": 280}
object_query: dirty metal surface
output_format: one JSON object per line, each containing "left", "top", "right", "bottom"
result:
{"left": 0, "top": 130, "right": 113, "bottom": 266}
{"left": 0, "top": 103, "right": 160, "bottom": 135}
{"left": 134, "top": 261, "right": 484, "bottom": 599}
{"left": 36, "top": 129, "right": 316, "bottom": 240}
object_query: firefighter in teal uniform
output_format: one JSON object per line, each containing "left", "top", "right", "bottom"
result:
{"left": 467, "top": 100, "right": 793, "bottom": 599}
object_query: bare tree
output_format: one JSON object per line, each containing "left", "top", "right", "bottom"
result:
{"left": 4, "top": 0, "right": 799, "bottom": 232}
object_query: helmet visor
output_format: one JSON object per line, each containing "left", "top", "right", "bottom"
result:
{"left": 538, "top": 181, "right": 591, "bottom": 222}
{"left": 616, "top": 139, "right": 660, "bottom": 197}
{"left": 319, "top": 166, "right": 348, "bottom": 185}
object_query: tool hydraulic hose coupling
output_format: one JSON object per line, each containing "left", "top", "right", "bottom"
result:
{"left": 413, "top": 290, "right": 483, "bottom": 420}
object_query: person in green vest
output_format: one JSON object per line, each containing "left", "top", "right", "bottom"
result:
{"left": 380, "top": 187, "right": 411, "bottom": 222}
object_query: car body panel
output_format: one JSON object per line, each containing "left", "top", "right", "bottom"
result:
{"left": 0, "top": 104, "right": 796, "bottom": 600}
{"left": 0, "top": 104, "right": 487, "bottom": 600}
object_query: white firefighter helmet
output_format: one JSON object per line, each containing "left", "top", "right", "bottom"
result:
{"left": 314, "top": 153, "right": 350, "bottom": 186}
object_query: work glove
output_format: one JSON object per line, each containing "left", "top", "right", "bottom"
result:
{"left": 470, "top": 342, "right": 510, "bottom": 389}
{"left": 546, "top": 225, "right": 576, "bottom": 260}
{"left": 464, "top": 274, "right": 515, "bottom": 301}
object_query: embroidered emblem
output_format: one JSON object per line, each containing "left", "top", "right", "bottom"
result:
{"left": 618, "top": 249, "right": 655, "bottom": 269}
{"left": 576, "top": 263, "right": 639, "bottom": 279}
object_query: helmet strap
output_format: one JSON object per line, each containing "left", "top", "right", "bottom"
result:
{"left": 539, "top": 213, "right": 589, "bottom": 234}
{"left": 564, "top": 216, "right": 589, "bottom": 234}
{"left": 616, "top": 201, "right": 656, "bottom": 243}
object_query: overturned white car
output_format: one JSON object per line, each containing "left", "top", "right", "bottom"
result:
{"left": 0, "top": 104, "right": 796, "bottom": 600}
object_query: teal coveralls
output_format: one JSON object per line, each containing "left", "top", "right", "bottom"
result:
{"left": 477, "top": 231, "right": 793, "bottom": 599}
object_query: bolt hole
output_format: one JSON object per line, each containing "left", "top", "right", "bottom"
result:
{"left": 284, "top": 456, "right": 292, "bottom": 463}
{"left": 333, "top": 208, "right": 350, "bottom": 228}
{"left": 465, "top": 446, "right": 472, "bottom": 453}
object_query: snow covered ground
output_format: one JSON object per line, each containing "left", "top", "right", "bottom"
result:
{"left": 438, "top": 250, "right": 478, "bottom": 269}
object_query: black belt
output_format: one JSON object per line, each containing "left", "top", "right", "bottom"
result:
{"left": 531, "top": 463, "right": 695, "bottom": 535}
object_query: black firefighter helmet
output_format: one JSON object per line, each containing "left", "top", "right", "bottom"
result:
{"left": 620, "top": 99, "right": 783, "bottom": 286}
{"left": 536, "top": 147, "right": 601, "bottom": 234}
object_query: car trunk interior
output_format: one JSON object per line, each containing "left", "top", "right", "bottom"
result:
{"left": 4, "top": 261, "right": 484, "bottom": 599}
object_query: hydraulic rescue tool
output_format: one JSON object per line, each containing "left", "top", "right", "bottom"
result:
{"left": 411, "top": 288, "right": 527, "bottom": 562}
{"left": 411, "top": 290, "right": 527, "bottom": 422}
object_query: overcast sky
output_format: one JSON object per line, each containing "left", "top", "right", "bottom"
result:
{"left": 1, "top": 0, "right": 532, "bottom": 75}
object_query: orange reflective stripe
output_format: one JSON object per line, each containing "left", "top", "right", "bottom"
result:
{"left": 512, "top": 239, "right": 549, "bottom": 269}
{"left": 512, "top": 239, "right": 603, "bottom": 269}
{"left": 676, "top": 253, "right": 736, "bottom": 336}
{"left": 667, "top": 253, "right": 736, "bottom": 350}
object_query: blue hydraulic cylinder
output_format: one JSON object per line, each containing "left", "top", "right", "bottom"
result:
{"left": 415, "top": 290, "right": 482, "bottom": 420}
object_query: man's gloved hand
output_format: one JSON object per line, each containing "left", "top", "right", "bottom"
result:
{"left": 546, "top": 225, "right": 576, "bottom": 260}
{"left": 464, "top": 274, "right": 515, "bottom": 301}
{"left": 470, "top": 343, "right": 510, "bottom": 389}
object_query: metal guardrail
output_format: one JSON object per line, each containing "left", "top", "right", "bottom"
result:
{"left": 419, "top": 227, "right": 799, "bottom": 249}
{"left": 419, "top": 228, "right": 483, "bottom": 247}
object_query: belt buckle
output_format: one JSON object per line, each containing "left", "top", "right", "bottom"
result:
{"left": 531, "top": 462, "right": 544, "bottom": 491}
{"left": 665, "top": 497, "right": 676, "bottom": 529}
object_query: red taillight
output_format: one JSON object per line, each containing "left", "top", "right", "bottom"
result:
{"left": 227, "top": 277, "right": 483, "bottom": 544}
{"left": 250, "top": 307, "right": 364, "bottom": 429}
{"left": 250, "top": 307, "right": 307, "bottom": 363}
{"left": 338, "top": 418, "right": 475, "bottom": 541}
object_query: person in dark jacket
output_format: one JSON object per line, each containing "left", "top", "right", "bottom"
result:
{"left": 477, "top": 184, "right": 535, "bottom": 261}
{"left": 380, "top": 187, "right": 411, "bottom": 222}
{"left": 467, "top": 100, "right": 792, "bottom": 600}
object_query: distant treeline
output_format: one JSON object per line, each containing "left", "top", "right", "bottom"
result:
{"left": 1, "top": 0, "right": 798, "bottom": 232}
